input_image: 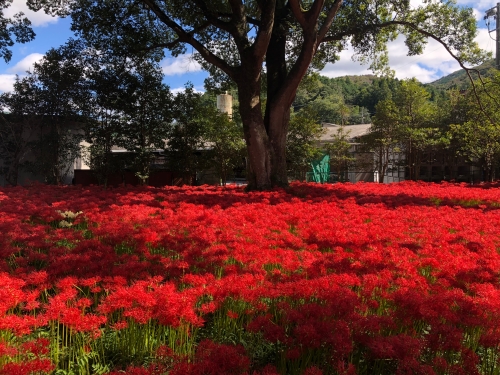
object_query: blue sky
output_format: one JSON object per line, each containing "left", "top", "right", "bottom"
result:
{"left": 0, "top": 0, "right": 497, "bottom": 94}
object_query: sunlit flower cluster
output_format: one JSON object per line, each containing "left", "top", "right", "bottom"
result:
{"left": 1, "top": 181, "right": 500, "bottom": 374}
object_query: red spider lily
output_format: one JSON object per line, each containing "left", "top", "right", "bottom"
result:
{"left": 20, "top": 338, "right": 50, "bottom": 356}
{"left": 0, "top": 358, "right": 55, "bottom": 375}
{"left": 1, "top": 182, "right": 500, "bottom": 373}
{"left": 0, "top": 340, "right": 17, "bottom": 356}
{"left": 189, "top": 339, "right": 250, "bottom": 375}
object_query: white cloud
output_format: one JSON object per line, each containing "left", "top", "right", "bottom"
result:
{"left": 161, "top": 54, "right": 203, "bottom": 76}
{"left": 458, "top": 0, "right": 496, "bottom": 11}
{"left": 386, "top": 36, "right": 460, "bottom": 82}
{"left": 6, "top": 53, "right": 44, "bottom": 74}
{"left": 320, "top": 48, "right": 372, "bottom": 78}
{"left": 0, "top": 74, "right": 18, "bottom": 93}
{"left": 0, "top": 53, "right": 44, "bottom": 92}
{"left": 320, "top": 27, "right": 495, "bottom": 84}
{"left": 4, "top": 0, "right": 59, "bottom": 27}
{"left": 472, "top": 8, "right": 483, "bottom": 21}
{"left": 171, "top": 86, "right": 205, "bottom": 96}
{"left": 477, "top": 27, "right": 497, "bottom": 56}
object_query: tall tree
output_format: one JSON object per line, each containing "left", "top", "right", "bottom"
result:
{"left": 36, "top": 0, "right": 487, "bottom": 189}
{"left": 0, "top": 76, "right": 41, "bottom": 185}
{"left": 449, "top": 73, "right": 500, "bottom": 182}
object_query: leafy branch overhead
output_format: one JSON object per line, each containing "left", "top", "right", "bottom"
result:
{"left": 0, "top": 2, "right": 35, "bottom": 62}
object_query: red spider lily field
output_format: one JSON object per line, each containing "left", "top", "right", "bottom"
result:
{"left": 1, "top": 181, "right": 500, "bottom": 375}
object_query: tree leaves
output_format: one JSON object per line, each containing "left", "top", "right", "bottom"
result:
{"left": 0, "top": 5, "right": 35, "bottom": 62}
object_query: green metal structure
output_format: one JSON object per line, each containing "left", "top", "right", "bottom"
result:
{"left": 308, "top": 154, "right": 330, "bottom": 183}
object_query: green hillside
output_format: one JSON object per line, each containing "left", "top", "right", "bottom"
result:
{"left": 425, "top": 59, "right": 497, "bottom": 90}
{"left": 291, "top": 60, "right": 497, "bottom": 123}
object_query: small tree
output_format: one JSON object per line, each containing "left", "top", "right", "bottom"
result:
{"left": 203, "top": 108, "right": 245, "bottom": 185}
{"left": 365, "top": 99, "right": 403, "bottom": 183}
{"left": 324, "top": 125, "right": 355, "bottom": 182}
{"left": 166, "top": 84, "right": 211, "bottom": 185}
{"left": 286, "top": 106, "right": 325, "bottom": 181}
{"left": 116, "top": 58, "right": 173, "bottom": 185}
{"left": 394, "top": 79, "right": 438, "bottom": 180}
{"left": 82, "top": 50, "right": 132, "bottom": 186}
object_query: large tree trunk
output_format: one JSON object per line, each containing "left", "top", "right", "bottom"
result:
{"left": 232, "top": 2, "right": 321, "bottom": 190}
{"left": 265, "top": 24, "right": 290, "bottom": 187}
{"left": 236, "top": 19, "right": 295, "bottom": 191}
{"left": 267, "top": 106, "right": 290, "bottom": 186}
{"left": 237, "top": 76, "right": 273, "bottom": 190}
{"left": 238, "top": 87, "right": 291, "bottom": 190}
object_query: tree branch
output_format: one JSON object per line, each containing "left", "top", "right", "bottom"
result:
{"left": 191, "top": 0, "right": 232, "bottom": 33}
{"left": 131, "top": 21, "right": 212, "bottom": 53}
{"left": 305, "top": 0, "right": 326, "bottom": 26}
{"left": 288, "top": 0, "right": 307, "bottom": 28}
{"left": 390, "top": 20, "right": 492, "bottom": 117}
{"left": 251, "top": 0, "right": 276, "bottom": 61}
{"left": 228, "top": 0, "right": 246, "bottom": 28}
{"left": 318, "top": 0, "right": 343, "bottom": 41}
{"left": 141, "top": 0, "right": 237, "bottom": 79}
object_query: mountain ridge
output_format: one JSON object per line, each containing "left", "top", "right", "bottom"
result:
{"left": 425, "top": 59, "right": 496, "bottom": 90}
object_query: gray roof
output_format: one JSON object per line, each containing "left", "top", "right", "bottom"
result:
{"left": 319, "top": 123, "right": 372, "bottom": 143}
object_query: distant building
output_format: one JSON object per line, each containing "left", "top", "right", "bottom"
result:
{"left": 0, "top": 115, "right": 85, "bottom": 186}
{"left": 319, "top": 123, "right": 375, "bottom": 183}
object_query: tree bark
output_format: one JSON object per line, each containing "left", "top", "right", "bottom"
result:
{"left": 237, "top": 72, "right": 272, "bottom": 190}
{"left": 264, "top": 20, "right": 290, "bottom": 187}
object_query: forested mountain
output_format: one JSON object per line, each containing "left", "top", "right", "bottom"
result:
{"left": 293, "top": 59, "right": 498, "bottom": 125}
{"left": 293, "top": 74, "right": 401, "bottom": 124}
{"left": 425, "top": 59, "right": 496, "bottom": 90}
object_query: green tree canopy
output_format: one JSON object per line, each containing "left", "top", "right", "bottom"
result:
{"left": 165, "top": 84, "right": 211, "bottom": 185}
{"left": 203, "top": 108, "right": 246, "bottom": 185}
{"left": 0, "top": 1, "right": 35, "bottom": 62}
{"left": 449, "top": 73, "right": 500, "bottom": 181}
